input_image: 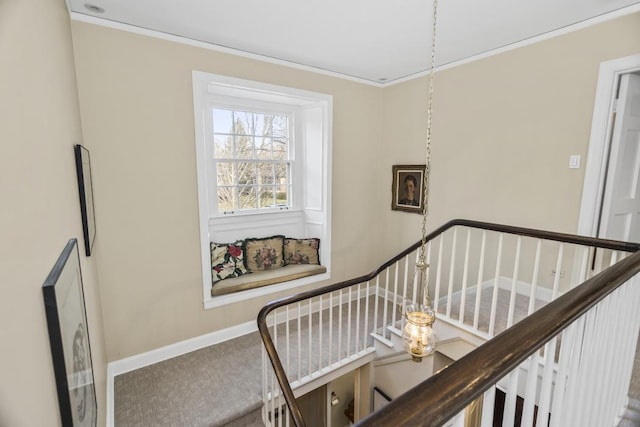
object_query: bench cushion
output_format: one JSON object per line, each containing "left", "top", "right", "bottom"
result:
{"left": 211, "top": 264, "right": 327, "bottom": 296}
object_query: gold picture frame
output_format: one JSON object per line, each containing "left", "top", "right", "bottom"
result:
{"left": 391, "top": 164, "right": 426, "bottom": 214}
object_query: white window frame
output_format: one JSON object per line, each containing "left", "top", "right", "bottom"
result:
{"left": 192, "top": 71, "right": 332, "bottom": 309}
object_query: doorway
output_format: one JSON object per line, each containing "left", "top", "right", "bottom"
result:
{"left": 578, "top": 54, "right": 640, "bottom": 243}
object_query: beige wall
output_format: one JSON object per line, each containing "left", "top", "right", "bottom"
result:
{"left": 71, "top": 11, "right": 640, "bottom": 362}
{"left": 0, "top": 1, "right": 107, "bottom": 426}
{"left": 71, "top": 22, "right": 385, "bottom": 360}
{"left": 382, "top": 12, "right": 640, "bottom": 255}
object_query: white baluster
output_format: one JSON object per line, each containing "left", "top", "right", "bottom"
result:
{"left": 355, "top": 283, "right": 361, "bottom": 354}
{"left": 527, "top": 239, "right": 542, "bottom": 315}
{"left": 535, "top": 337, "right": 557, "bottom": 427}
{"left": 392, "top": 261, "right": 400, "bottom": 330}
{"left": 446, "top": 228, "right": 458, "bottom": 318}
{"left": 473, "top": 231, "right": 487, "bottom": 331}
{"left": 489, "top": 234, "right": 503, "bottom": 336}
{"left": 507, "top": 236, "right": 522, "bottom": 328}
{"left": 318, "top": 295, "right": 323, "bottom": 371}
{"left": 338, "top": 289, "right": 343, "bottom": 362}
{"left": 521, "top": 352, "right": 540, "bottom": 426}
{"left": 383, "top": 269, "right": 390, "bottom": 339}
{"left": 480, "top": 386, "right": 496, "bottom": 427}
{"left": 308, "top": 298, "right": 312, "bottom": 376}
{"left": 435, "top": 236, "right": 444, "bottom": 311}
{"left": 347, "top": 287, "right": 352, "bottom": 357}
{"left": 364, "top": 281, "right": 370, "bottom": 350}
{"left": 502, "top": 369, "right": 519, "bottom": 427}
{"left": 459, "top": 228, "right": 471, "bottom": 323}
{"left": 552, "top": 243, "right": 564, "bottom": 298}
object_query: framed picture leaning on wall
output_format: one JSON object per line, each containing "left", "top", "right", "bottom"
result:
{"left": 391, "top": 164, "right": 426, "bottom": 214}
{"left": 43, "top": 238, "right": 97, "bottom": 426}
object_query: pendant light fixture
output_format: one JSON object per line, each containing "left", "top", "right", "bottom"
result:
{"left": 401, "top": 0, "right": 439, "bottom": 363}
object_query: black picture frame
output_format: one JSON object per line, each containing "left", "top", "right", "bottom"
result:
{"left": 74, "top": 144, "right": 96, "bottom": 256}
{"left": 43, "top": 239, "right": 97, "bottom": 426}
{"left": 391, "top": 164, "right": 426, "bottom": 214}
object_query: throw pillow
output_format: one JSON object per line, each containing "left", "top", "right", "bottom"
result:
{"left": 284, "top": 238, "right": 320, "bottom": 265}
{"left": 243, "top": 235, "right": 285, "bottom": 271}
{"left": 210, "top": 241, "right": 248, "bottom": 284}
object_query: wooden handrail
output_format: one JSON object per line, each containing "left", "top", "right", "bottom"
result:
{"left": 355, "top": 249, "right": 640, "bottom": 426}
{"left": 257, "top": 219, "right": 640, "bottom": 427}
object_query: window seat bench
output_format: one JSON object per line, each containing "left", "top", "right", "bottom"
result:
{"left": 211, "top": 264, "right": 327, "bottom": 297}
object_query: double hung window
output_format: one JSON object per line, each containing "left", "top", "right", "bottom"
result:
{"left": 212, "top": 108, "right": 292, "bottom": 214}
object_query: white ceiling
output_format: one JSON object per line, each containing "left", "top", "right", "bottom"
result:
{"left": 67, "top": 0, "right": 640, "bottom": 85}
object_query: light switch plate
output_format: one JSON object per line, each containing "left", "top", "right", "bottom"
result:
{"left": 569, "top": 155, "right": 581, "bottom": 169}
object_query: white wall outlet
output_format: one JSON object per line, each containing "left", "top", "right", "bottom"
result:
{"left": 551, "top": 269, "right": 564, "bottom": 278}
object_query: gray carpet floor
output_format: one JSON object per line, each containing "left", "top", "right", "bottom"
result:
{"left": 114, "top": 295, "right": 384, "bottom": 426}
{"left": 114, "top": 290, "right": 640, "bottom": 426}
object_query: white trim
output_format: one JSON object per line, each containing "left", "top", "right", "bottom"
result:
{"left": 69, "top": 12, "right": 384, "bottom": 87}
{"left": 108, "top": 320, "right": 257, "bottom": 376}
{"left": 577, "top": 54, "right": 640, "bottom": 237}
{"left": 387, "top": 4, "right": 640, "bottom": 87}
{"left": 192, "top": 71, "right": 333, "bottom": 309}
{"left": 71, "top": 4, "right": 640, "bottom": 88}
{"left": 106, "top": 363, "right": 114, "bottom": 427}
{"left": 487, "top": 276, "right": 554, "bottom": 303}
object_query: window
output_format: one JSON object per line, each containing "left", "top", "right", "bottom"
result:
{"left": 212, "top": 108, "right": 292, "bottom": 214}
{"left": 192, "top": 71, "right": 332, "bottom": 308}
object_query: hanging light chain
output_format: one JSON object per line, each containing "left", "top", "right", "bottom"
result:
{"left": 419, "top": 0, "right": 439, "bottom": 307}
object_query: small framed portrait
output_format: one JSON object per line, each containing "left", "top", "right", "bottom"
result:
{"left": 392, "top": 164, "right": 426, "bottom": 214}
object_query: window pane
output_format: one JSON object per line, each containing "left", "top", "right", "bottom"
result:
{"left": 237, "top": 162, "right": 256, "bottom": 185}
{"left": 217, "top": 162, "right": 235, "bottom": 185}
{"left": 259, "top": 163, "right": 274, "bottom": 184}
{"left": 272, "top": 137, "right": 288, "bottom": 160}
{"left": 276, "top": 185, "right": 289, "bottom": 206}
{"left": 255, "top": 137, "right": 272, "bottom": 160}
{"left": 234, "top": 111, "right": 253, "bottom": 136}
{"left": 217, "top": 186, "right": 236, "bottom": 212}
{"left": 254, "top": 113, "right": 265, "bottom": 135}
{"left": 214, "top": 134, "right": 233, "bottom": 159}
{"left": 275, "top": 163, "right": 288, "bottom": 185}
{"left": 235, "top": 135, "right": 253, "bottom": 158}
{"left": 212, "top": 109, "right": 233, "bottom": 134}
{"left": 239, "top": 186, "right": 257, "bottom": 210}
{"left": 258, "top": 186, "right": 275, "bottom": 208}
{"left": 268, "top": 114, "right": 288, "bottom": 139}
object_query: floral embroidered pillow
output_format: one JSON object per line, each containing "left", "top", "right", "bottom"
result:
{"left": 284, "top": 238, "right": 320, "bottom": 265}
{"left": 210, "top": 241, "right": 248, "bottom": 283}
{"left": 243, "top": 236, "right": 285, "bottom": 271}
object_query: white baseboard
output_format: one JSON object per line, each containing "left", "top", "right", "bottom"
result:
{"left": 484, "top": 276, "right": 554, "bottom": 303}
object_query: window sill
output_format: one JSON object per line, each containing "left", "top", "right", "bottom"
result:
{"left": 204, "top": 270, "right": 330, "bottom": 310}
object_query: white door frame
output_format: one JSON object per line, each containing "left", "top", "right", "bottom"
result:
{"left": 577, "top": 54, "right": 640, "bottom": 237}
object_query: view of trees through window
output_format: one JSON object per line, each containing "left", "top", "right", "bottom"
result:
{"left": 212, "top": 108, "right": 291, "bottom": 212}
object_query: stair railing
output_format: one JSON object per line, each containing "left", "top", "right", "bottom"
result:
{"left": 355, "top": 247, "right": 640, "bottom": 427}
{"left": 257, "top": 219, "right": 640, "bottom": 427}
